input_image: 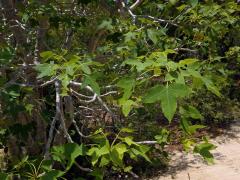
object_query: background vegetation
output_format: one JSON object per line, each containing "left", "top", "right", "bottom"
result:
{"left": 0, "top": 0, "right": 239, "bottom": 179}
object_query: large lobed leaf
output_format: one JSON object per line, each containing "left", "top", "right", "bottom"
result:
{"left": 143, "top": 83, "right": 191, "bottom": 121}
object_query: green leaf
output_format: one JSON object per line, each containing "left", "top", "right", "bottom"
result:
{"left": 124, "top": 166, "right": 132, "bottom": 172}
{"left": 160, "top": 88, "right": 177, "bottom": 122}
{"left": 147, "top": 29, "right": 158, "bottom": 44}
{"left": 167, "top": 61, "right": 178, "bottom": 71}
{"left": 130, "top": 145, "right": 151, "bottom": 162}
{"left": 83, "top": 75, "right": 100, "bottom": 95}
{"left": 179, "top": 58, "right": 198, "bottom": 65}
{"left": 180, "top": 117, "right": 190, "bottom": 134}
{"left": 0, "top": 47, "right": 14, "bottom": 64}
{"left": 87, "top": 147, "right": 99, "bottom": 166}
{"left": 154, "top": 129, "right": 169, "bottom": 145}
{"left": 80, "top": 63, "right": 91, "bottom": 74}
{"left": 194, "top": 142, "right": 216, "bottom": 164}
{"left": 98, "top": 142, "right": 110, "bottom": 157}
{"left": 189, "top": 125, "right": 206, "bottom": 134}
{"left": 99, "top": 155, "right": 110, "bottom": 167}
{"left": 182, "top": 139, "right": 195, "bottom": 151}
{"left": 98, "top": 19, "right": 113, "bottom": 30}
{"left": 176, "top": 72, "right": 185, "bottom": 84}
{"left": 90, "top": 169, "right": 104, "bottom": 180}
{"left": 169, "top": 0, "right": 178, "bottom": 5}
{"left": 119, "top": 99, "right": 137, "bottom": 117}
{"left": 142, "top": 85, "right": 164, "bottom": 103}
{"left": 144, "top": 83, "right": 190, "bottom": 121}
{"left": 65, "top": 65, "right": 75, "bottom": 76}
{"left": 117, "top": 77, "right": 135, "bottom": 90}
{"left": 202, "top": 77, "right": 221, "bottom": 97}
{"left": 113, "top": 143, "right": 128, "bottom": 155}
{"left": 0, "top": 172, "right": 9, "bottom": 180}
{"left": 93, "top": 128, "right": 103, "bottom": 135}
{"left": 35, "top": 63, "right": 58, "bottom": 79}
{"left": 124, "top": 32, "right": 138, "bottom": 42}
{"left": 122, "top": 59, "right": 152, "bottom": 72}
{"left": 170, "top": 83, "right": 191, "bottom": 98}
{"left": 110, "top": 149, "right": 124, "bottom": 167}
{"left": 179, "top": 106, "right": 203, "bottom": 120}
{"left": 165, "top": 72, "right": 176, "bottom": 81}
{"left": 120, "top": 128, "right": 135, "bottom": 133}
{"left": 40, "top": 51, "right": 54, "bottom": 61}
{"left": 51, "top": 143, "right": 86, "bottom": 170}
{"left": 13, "top": 155, "right": 29, "bottom": 170}
{"left": 117, "top": 77, "right": 135, "bottom": 100}
{"left": 180, "top": 117, "right": 205, "bottom": 135}
{"left": 123, "top": 136, "right": 138, "bottom": 146}
{"left": 40, "top": 170, "right": 64, "bottom": 180}
{"left": 87, "top": 140, "right": 110, "bottom": 166}
{"left": 187, "top": 69, "right": 202, "bottom": 78}
{"left": 189, "top": 0, "right": 198, "bottom": 7}
{"left": 110, "top": 143, "right": 128, "bottom": 167}
{"left": 41, "top": 160, "right": 53, "bottom": 171}
{"left": 25, "top": 104, "right": 34, "bottom": 115}
{"left": 59, "top": 74, "right": 70, "bottom": 96}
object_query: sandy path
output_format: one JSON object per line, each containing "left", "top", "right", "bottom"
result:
{"left": 148, "top": 121, "right": 240, "bottom": 180}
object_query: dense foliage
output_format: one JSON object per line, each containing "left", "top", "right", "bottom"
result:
{"left": 0, "top": 0, "right": 239, "bottom": 179}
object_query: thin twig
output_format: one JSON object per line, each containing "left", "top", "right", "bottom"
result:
{"left": 56, "top": 80, "right": 73, "bottom": 143}
{"left": 40, "top": 77, "right": 57, "bottom": 87}
{"left": 70, "top": 81, "right": 115, "bottom": 116}
{"left": 70, "top": 88, "right": 93, "bottom": 99}
{"left": 174, "top": 47, "right": 198, "bottom": 53}
{"left": 137, "top": 15, "right": 178, "bottom": 26}
{"left": 71, "top": 90, "right": 97, "bottom": 103}
{"left": 62, "top": 29, "right": 73, "bottom": 49}
{"left": 72, "top": 119, "right": 92, "bottom": 138}
{"left": 100, "top": 91, "right": 118, "bottom": 97}
{"left": 129, "top": 171, "right": 139, "bottom": 179}
{"left": 78, "top": 106, "right": 94, "bottom": 111}
{"left": 44, "top": 117, "right": 57, "bottom": 159}
{"left": 136, "top": 140, "right": 158, "bottom": 144}
{"left": 121, "top": 1, "right": 178, "bottom": 27}
{"left": 130, "top": 0, "right": 144, "bottom": 10}
{"left": 74, "top": 162, "right": 93, "bottom": 172}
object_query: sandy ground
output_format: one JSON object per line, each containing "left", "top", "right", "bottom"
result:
{"left": 147, "top": 121, "right": 240, "bottom": 180}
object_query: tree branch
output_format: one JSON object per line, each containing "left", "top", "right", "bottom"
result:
{"left": 56, "top": 80, "right": 73, "bottom": 143}
{"left": 130, "top": 0, "right": 144, "bottom": 10}
{"left": 70, "top": 81, "right": 115, "bottom": 119}
{"left": 136, "top": 140, "right": 158, "bottom": 144}
{"left": 121, "top": 1, "right": 178, "bottom": 27}
{"left": 72, "top": 119, "right": 92, "bottom": 138}
{"left": 40, "top": 77, "right": 57, "bottom": 87}
{"left": 174, "top": 47, "right": 198, "bottom": 53}
{"left": 74, "top": 162, "right": 93, "bottom": 172}
{"left": 44, "top": 117, "right": 57, "bottom": 159}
